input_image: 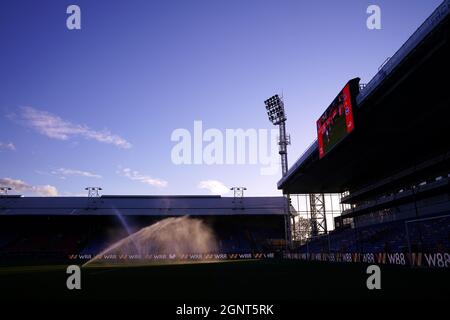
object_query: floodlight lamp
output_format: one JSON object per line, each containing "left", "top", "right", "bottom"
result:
{"left": 264, "top": 94, "right": 286, "bottom": 125}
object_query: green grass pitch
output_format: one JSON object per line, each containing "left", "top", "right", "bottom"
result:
{"left": 0, "top": 260, "right": 448, "bottom": 300}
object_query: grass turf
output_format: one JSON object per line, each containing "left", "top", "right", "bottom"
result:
{"left": 0, "top": 260, "right": 448, "bottom": 300}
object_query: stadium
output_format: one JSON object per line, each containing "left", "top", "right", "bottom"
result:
{"left": 280, "top": 0, "right": 450, "bottom": 269}
{"left": 0, "top": 0, "right": 449, "bottom": 303}
{"left": 0, "top": 195, "right": 287, "bottom": 266}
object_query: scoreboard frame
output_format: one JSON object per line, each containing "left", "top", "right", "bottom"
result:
{"left": 317, "top": 78, "right": 360, "bottom": 159}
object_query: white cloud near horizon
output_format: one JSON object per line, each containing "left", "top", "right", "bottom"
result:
{"left": 198, "top": 180, "right": 229, "bottom": 195}
{"left": 17, "top": 106, "right": 131, "bottom": 149}
{"left": 0, "top": 177, "right": 58, "bottom": 196}
{"left": 0, "top": 142, "right": 16, "bottom": 151}
{"left": 51, "top": 168, "right": 102, "bottom": 179}
{"left": 118, "top": 168, "right": 168, "bottom": 188}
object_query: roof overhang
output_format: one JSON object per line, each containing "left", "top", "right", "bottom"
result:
{"left": 278, "top": 1, "right": 450, "bottom": 194}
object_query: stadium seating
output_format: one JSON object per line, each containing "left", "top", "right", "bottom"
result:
{"left": 296, "top": 213, "right": 450, "bottom": 254}
{"left": 0, "top": 215, "right": 285, "bottom": 265}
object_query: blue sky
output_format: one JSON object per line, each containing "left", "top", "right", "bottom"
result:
{"left": 0, "top": 0, "right": 442, "bottom": 196}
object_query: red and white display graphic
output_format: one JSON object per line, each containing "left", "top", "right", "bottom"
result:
{"left": 317, "top": 81, "right": 356, "bottom": 158}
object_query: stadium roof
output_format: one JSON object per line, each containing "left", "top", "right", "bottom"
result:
{"left": 0, "top": 195, "right": 288, "bottom": 216}
{"left": 278, "top": 0, "right": 450, "bottom": 194}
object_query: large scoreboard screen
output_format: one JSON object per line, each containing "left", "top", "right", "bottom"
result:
{"left": 317, "top": 78, "right": 360, "bottom": 158}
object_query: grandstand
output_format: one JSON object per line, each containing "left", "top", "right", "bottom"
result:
{"left": 279, "top": 0, "right": 450, "bottom": 268}
{"left": 0, "top": 195, "right": 287, "bottom": 266}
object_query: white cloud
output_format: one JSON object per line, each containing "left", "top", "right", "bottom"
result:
{"left": 198, "top": 180, "right": 229, "bottom": 195}
{"left": 18, "top": 106, "right": 131, "bottom": 149}
{"left": 51, "top": 168, "right": 102, "bottom": 179}
{"left": 0, "top": 142, "right": 16, "bottom": 151}
{"left": 0, "top": 177, "right": 58, "bottom": 196}
{"left": 118, "top": 168, "right": 168, "bottom": 188}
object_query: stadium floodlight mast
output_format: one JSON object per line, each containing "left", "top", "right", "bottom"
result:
{"left": 85, "top": 187, "right": 102, "bottom": 198}
{"left": 230, "top": 186, "right": 247, "bottom": 198}
{"left": 264, "top": 94, "right": 293, "bottom": 247}
{"left": 0, "top": 187, "right": 12, "bottom": 195}
{"left": 264, "top": 94, "right": 290, "bottom": 176}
